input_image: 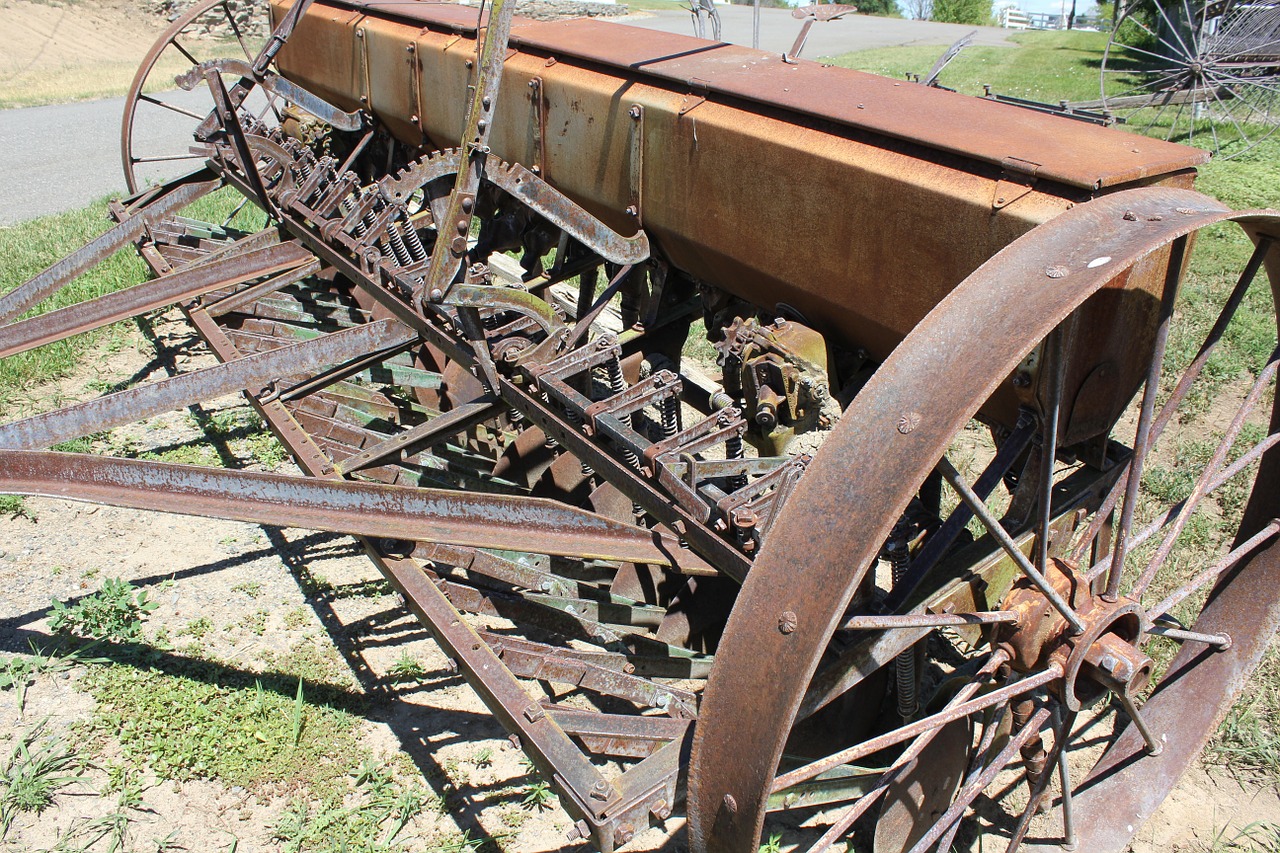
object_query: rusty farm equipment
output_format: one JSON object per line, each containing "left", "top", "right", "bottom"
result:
{"left": 2, "top": 0, "right": 1280, "bottom": 850}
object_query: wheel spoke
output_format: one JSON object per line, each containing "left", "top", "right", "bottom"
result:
{"left": 905, "top": 707, "right": 1052, "bottom": 853}
{"left": 1104, "top": 236, "right": 1186, "bottom": 601}
{"left": 839, "top": 610, "right": 1019, "bottom": 631}
{"left": 131, "top": 153, "right": 206, "bottom": 163}
{"left": 1147, "top": 620, "right": 1233, "bottom": 649}
{"left": 137, "top": 93, "right": 208, "bottom": 121}
{"left": 1072, "top": 236, "right": 1273, "bottom": 565}
{"left": 1132, "top": 346, "right": 1280, "bottom": 598}
{"left": 772, "top": 652, "right": 1061, "bottom": 794}
{"left": 1150, "top": 520, "right": 1280, "bottom": 618}
{"left": 881, "top": 413, "right": 1036, "bottom": 612}
{"left": 1036, "top": 328, "right": 1066, "bottom": 573}
{"left": 171, "top": 38, "right": 200, "bottom": 67}
{"left": 939, "top": 456, "right": 1087, "bottom": 634}
{"left": 223, "top": 1, "right": 255, "bottom": 63}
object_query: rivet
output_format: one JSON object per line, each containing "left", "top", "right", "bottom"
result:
{"left": 456, "top": 219, "right": 470, "bottom": 235}
{"left": 1123, "top": 210, "right": 1138, "bottom": 221}
{"left": 897, "top": 411, "right": 922, "bottom": 434}
{"left": 1045, "top": 265, "right": 1068, "bottom": 279}
{"left": 1176, "top": 207, "right": 1196, "bottom": 215}
{"left": 722, "top": 794, "right": 737, "bottom": 814}
{"left": 429, "top": 288, "right": 443, "bottom": 302}
{"left": 451, "top": 236, "right": 467, "bottom": 253}
{"left": 778, "top": 610, "right": 797, "bottom": 634}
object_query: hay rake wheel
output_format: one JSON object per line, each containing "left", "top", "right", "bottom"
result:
{"left": 1100, "top": 0, "right": 1280, "bottom": 158}
{"left": 692, "top": 191, "right": 1280, "bottom": 852}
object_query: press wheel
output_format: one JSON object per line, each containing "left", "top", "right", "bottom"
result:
{"left": 689, "top": 187, "right": 1280, "bottom": 853}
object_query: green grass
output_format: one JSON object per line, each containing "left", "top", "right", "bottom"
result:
{"left": 0, "top": 187, "right": 263, "bottom": 418}
{"left": 825, "top": 30, "right": 1114, "bottom": 102}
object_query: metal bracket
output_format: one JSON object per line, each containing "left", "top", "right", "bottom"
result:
{"left": 993, "top": 157, "right": 1041, "bottom": 211}
{"left": 628, "top": 103, "right": 644, "bottom": 226}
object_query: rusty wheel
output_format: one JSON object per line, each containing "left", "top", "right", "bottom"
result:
{"left": 689, "top": 187, "right": 1280, "bottom": 853}
{"left": 122, "top": 0, "right": 272, "bottom": 193}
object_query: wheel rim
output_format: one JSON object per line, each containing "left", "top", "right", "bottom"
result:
{"left": 689, "top": 187, "right": 1280, "bottom": 853}
{"left": 1101, "top": 0, "right": 1280, "bottom": 159}
{"left": 122, "top": 0, "right": 274, "bottom": 194}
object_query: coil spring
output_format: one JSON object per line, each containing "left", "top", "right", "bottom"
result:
{"left": 725, "top": 432, "right": 748, "bottom": 492}
{"left": 888, "top": 524, "right": 918, "bottom": 721}
{"left": 660, "top": 396, "right": 679, "bottom": 439}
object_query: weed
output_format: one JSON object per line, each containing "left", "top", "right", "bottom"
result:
{"left": 48, "top": 577, "right": 157, "bottom": 642}
{"left": 759, "top": 832, "right": 785, "bottom": 853}
{"left": 291, "top": 677, "right": 306, "bottom": 747}
{"left": 282, "top": 607, "right": 309, "bottom": 630}
{"left": 0, "top": 720, "right": 87, "bottom": 837}
{"left": 80, "top": 658, "right": 367, "bottom": 804}
{"left": 0, "top": 642, "right": 105, "bottom": 716}
{"left": 231, "top": 581, "right": 263, "bottom": 598}
{"left": 0, "top": 495, "right": 33, "bottom": 520}
{"left": 520, "top": 780, "right": 556, "bottom": 812}
{"left": 179, "top": 617, "right": 214, "bottom": 639}
{"left": 387, "top": 651, "right": 427, "bottom": 684}
{"left": 472, "top": 747, "right": 494, "bottom": 769}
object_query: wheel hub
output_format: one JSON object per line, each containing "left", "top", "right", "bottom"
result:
{"left": 1000, "top": 558, "right": 1153, "bottom": 712}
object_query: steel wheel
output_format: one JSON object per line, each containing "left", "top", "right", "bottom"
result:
{"left": 1100, "top": 0, "right": 1280, "bottom": 159}
{"left": 689, "top": 187, "right": 1280, "bottom": 853}
{"left": 122, "top": 0, "right": 273, "bottom": 193}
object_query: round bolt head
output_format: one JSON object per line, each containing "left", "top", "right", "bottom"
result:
{"left": 778, "top": 610, "right": 798, "bottom": 634}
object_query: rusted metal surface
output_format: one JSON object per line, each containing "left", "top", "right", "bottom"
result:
{"left": 690, "top": 190, "right": 1280, "bottom": 851}
{"left": 0, "top": 449, "right": 688, "bottom": 565}
{"left": 5, "top": 4, "right": 1280, "bottom": 851}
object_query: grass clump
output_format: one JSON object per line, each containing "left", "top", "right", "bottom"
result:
{"left": 48, "top": 577, "right": 158, "bottom": 643}
{"left": 0, "top": 720, "right": 87, "bottom": 838}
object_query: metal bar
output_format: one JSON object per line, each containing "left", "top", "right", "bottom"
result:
{"left": 0, "top": 171, "right": 221, "bottom": 324}
{"left": 773, "top": 656, "right": 1057, "bottom": 793}
{"left": 1104, "top": 235, "right": 1186, "bottom": 600}
{"left": 0, "top": 241, "right": 312, "bottom": 359}
{"left": 1133, "top": 346, "right": 1280, "bottom": 598}
{"left": 205, "top": 258, "right": 323, "bottom": 317}
{"left": 939, "top": 456, "right": 1087, "bottom": 634}
{"left": 904, "top": 707, "right": 1052, "bottom": 853}
{"left": 838, "top": 610, "right": 1018, "bottom": 631}
{"left": 1071, "top": 235, "right": 1271, "bottom": 565}
{"left": 263, "top": 337, "right": 422, "bottom": 403}
{"left": 0, "top": 449, "right": 687, "bottom": 566}
{"left": 337, "top": 398, "right": 502, "bottom": 474}
{"left": 0, "top": 319, "right": 416, "bottom": 451}
{"left": 1150, "top": 520, "right": 1280, "bottom": 618}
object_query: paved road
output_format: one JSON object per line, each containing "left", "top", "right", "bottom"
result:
{"left": 0, "top": 12, "right": 1011, "bottom": 226}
